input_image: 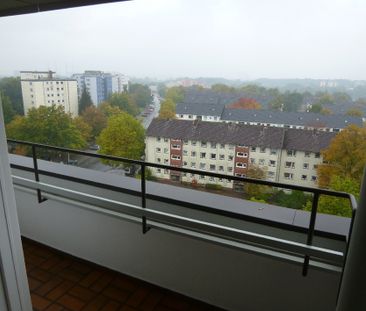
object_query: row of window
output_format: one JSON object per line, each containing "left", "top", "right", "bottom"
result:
{"left": 284, "top": 173, "right": 317, "bottom": 181}
{"left": 287, "top": 150, "right": 320, "bottom": 158}
{"left": 285, "top": 162, "right": 318, "bottom": 170}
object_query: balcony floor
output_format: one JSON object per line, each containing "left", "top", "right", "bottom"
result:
{"left": 22, "top": 238, "right": 225, "bottom": 311}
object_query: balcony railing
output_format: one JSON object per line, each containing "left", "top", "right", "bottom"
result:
{"left": 7, "top": 139, "right": 357, "bottom": 296}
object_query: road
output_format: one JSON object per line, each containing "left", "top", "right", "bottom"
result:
{"left": 142, "top": 88, "right": 161, "bottom": 129}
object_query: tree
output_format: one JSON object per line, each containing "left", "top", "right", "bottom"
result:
{"left": 79, "top": 88, "right": 93, "bottom": 114}
{"left": 317, "top": 125, "right": 366, "bottom": 188}
{"left": 107, "top": 93, "right": 139, "bottom": 116}
{"left": 0, "top": 92, "right": 16, "bottom": 124}
{"left": 97, "top": 112, "right": 145, "bottom": 166}
{"left": 99, "top": 102, "right": 123, "bottom": 118}
{"left": 211, "top": 84, "right": 235, "bottom": 93}
{"left": 0, "top": 77, "right": 23, "bottom": 115}
{"left": 158, "top": 99, "right": 176, "bottom": 119}
{"left": 129, "top": 83, "right": 152, "bottom": 108}
{"left": 80, "top": 106, "right": 107, "bottom": 141}
{"left": 244, "top": 165, "right": 267, "bottom": 198}
{"left": 73, "top": 117, "right": 92, "bottom": 143}
{"left": 6, "top": 105, "right": 87, "bottom": 149}
{"left": 272, "top": 190, "right": 311, "bottom": 210}
{"left": 165, "top": 86, "right": 184, "bottom": 103}
{"left": 321, "top": 108, "right": 333, "bottom": 115}
{"left": 228, "top": 98, "right": 262, "bottom": 110}
{"left": 309, "top": 103, "right": 322, "bottom": 113}
{"left": 346, "top": 108, "right": 363, "bottom": 117}
{"left": 282, "top": 92, "right": 303, "bottom": 112}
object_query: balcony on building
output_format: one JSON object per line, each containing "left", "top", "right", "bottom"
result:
{"left": 7, "top": 140, "right": 355, "bottom": 311}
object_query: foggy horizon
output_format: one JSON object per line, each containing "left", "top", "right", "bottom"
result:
{"left": 0, "top": 0, "right": 365, "bottom": 80}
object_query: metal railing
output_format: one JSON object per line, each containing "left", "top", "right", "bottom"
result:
{"left": 7, "top": 139, "right": 358, "bottom": 277}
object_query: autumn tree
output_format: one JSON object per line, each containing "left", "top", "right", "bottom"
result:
{"left": 228, "top": 98, "right": 262, "bottom": 110}
{"left": 107, "top": 93, "right": 139, "bottom": 116}
{"left": 73, "top": 117, "right": 92, "bottom": 143}
{"left": 158, "top": 99, "right": 176, "bottom": 119}
{"left": 244, "top": 165, "right": 267, "bottom": 198}
{"left": 97, "top": 112, "right": 145, "bottom": 166}
{"left": 99, "top": 102, "right": 122, "bottom": 118}
{"left": 80, "top": 106, "right": 107, "bottom": 141}
{"left": 309, "top": 103, "right": 322, "bottom": 113}
{"left": 6, "top": 105, "right": 87, "bottom": 149}
{"left": 211, "top": 84, "right": 235, "bottom": 93}
{"left": 318, "top": 125, "right": 366, "bottom": 188}
{"left": 79, "top": 88, "right": 94, "bottom": 114}
{"left": 346, "top": 108, "right": 363, "bottom": 117}
{"left": 165, "top": 86, "right": 184, "bottom": 103}
{"left": 129, "top": 83, "right": 152, "bottom": 108}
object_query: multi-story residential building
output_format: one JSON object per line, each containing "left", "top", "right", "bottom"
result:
{"left": 146, "top": 119, "right": 336, "bottom": 188}
{"left": 176, "top": 103, "right": 363, "bottom": 132}
{"left": 72, "top": 71, "right": 129, "bottom": 105}
{"left": 20, "top": 70, "right": 78, "bottom": 116}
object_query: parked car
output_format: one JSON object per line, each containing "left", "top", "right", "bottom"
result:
{"left": 124, "top": 165, "right": 137, "bottom": 176}
{"left": 89, "top": 144, "right": 100, "bottom": 150}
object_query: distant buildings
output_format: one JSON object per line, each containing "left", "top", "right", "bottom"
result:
{"left": 20, "top": 71, "right": 78, "bottom": 116}
{"left": 72, "top": 71, "right": 129, "bottom": 106}
{"left": 176, "top": 103, "right": 363, "bottom": 132}
{"left": 146, "top": 119, "right": 335, "bottom": 188}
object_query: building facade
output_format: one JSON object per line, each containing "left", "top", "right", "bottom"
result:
{"left": 20, "top": 71, "right": 78, "bottom": 116}
{"left": 72, "top": 71, "right": 129, "bottom": 106}
{"left": 146, "top": 119, "right": 336, "bottom": 188}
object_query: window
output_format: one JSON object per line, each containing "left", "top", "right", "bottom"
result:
{"left": 156, "top": 137, "right": 161, "bottom": 142}
{"left": 209, "top": 177, "right": 214, "bottom": 182}
{"left": 251, "top": 147, "right": 256, "bottom": 152}
{"left": 312, "top": 176, "right": 317, "bottom": 182}
{"left": 285, "top": 161, "right": 295, "bottom": 168}
{"left": 201, "top": 141, "right": 207, "bottom": 148}
{"left": 191, "top": 162, "right": 196, "bottom": 168}
{"left": 305, "top": 151, "right": 311, "bottom": 157}
{"left": 183, "top": 140, "right": 188, "bottom": 145}
{"left": 199, "top": 175, "right": 205, "bottom": 179}
{"left": 191, "top": 141, "right": 197, "bottom": 146}
{"left": 219, "top": 166, "right": 224, "bottom": 171}
{"left": 228, "top": 155, "right": 234, "bottom": 161}
{"left": 270, "top": 149, "right": 277, "bottom": 155}
{"left": 164, "top": 159, "right": 169, "bottom": 164}
{"left": 228, "top": 144, "right": 235, "bottom": 150}
{"left": 219, "top": 154, "right": 225, "bottom": 160}
{"left": 183, "top": 150, "right": 188, "bottom": 155}
{"left": 303, "top": 163, "right": 309, "bottom": 169}
{"left": 287, "top": 150, "right": 296, "bottom": 157}
{"left": 183, "top": 161, "right": 188, "bottom": 166}
{"left": 200, "top": 152, "right": 206, "bottom": 159}
{"left": 209, "top": 164, "right": 216, "bottom": 171}
{"left": 180, "top": 114, "right": 184, "bottom": 118}
{"left": 227, "top": 167, "right": 233, "bottom": 172}
{"left": 191, "top": 151, "right": 196, "bottom": 157}
{"left": 156, "top": 147, "right": 161, "bottom": 153}
{"left": 164, "top": 138, "right": 169, "bottom": 142}
{"left": 157, "top": 168, "right": 161, "bottom": 173}
{"left": 199, "top": 163, "right": 205, "bottom": 169}
{"left": 164, "top": 148, "right": 168, "bottom": 154}
{"left": 301, "top": 175, "right": 307, "bottom": 180}
{"left": 210, "top": 153, "right": 216, "bottom": 160}
{"left": 220, "top": 144, "right": 225, "bottom": 149}
{"left": 269, "top": 160, "right": 276, "bottom": 167}
{"left": 157, "top": 158, "right": 161, "bottom": 163}
{"left": 268, "top": 171, "right": 275, "bottom": 178}
{"left": 315, "top": 152, "right": 321, "bottom": 158}
{"left": 236, "top": 152, "right": 248, "bottom": 158}
{"left": 250, "top": 158, "right": 255, "bottom": 164}
{"left": 188, "top": 115, "right": 193, "bottom": 119}
{"left": 171, "top": 155, "right": 181, "bottom": 160}
{"left": 313, "top": 164, "right": 318, "bottom": 169}
{"left": 260, "top": 147, "right": 266, "bottom": 153}
{"left": 235, "top": 173, "right": 246, "bottom": 177}
{"left": 284, "top": 173, "right": 294, "bottom": 180}
{"left": 259, "top": 159, "right": 265, "bottom": 165}
{"left": 171, "top": 144, "right": 180, "bottom": 150}
{"left": 236, "top": 162, "right": 247, "bottom": 168}
{"left": 211, "top": 142, "right": 217, "bottom": 148}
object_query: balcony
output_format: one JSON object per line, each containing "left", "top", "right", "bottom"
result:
{"left": 8, "top": 140, "right": 357, "bottom": 311}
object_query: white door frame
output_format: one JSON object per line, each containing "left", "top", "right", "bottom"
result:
{"left": 0, "top": 97, "right": 32, "bottom": 310}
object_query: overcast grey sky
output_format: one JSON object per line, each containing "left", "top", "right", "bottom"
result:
{"left": 0, "top": 0, "right": 365, "bottom": 80}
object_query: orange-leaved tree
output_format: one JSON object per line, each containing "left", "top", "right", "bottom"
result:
{"left": 228, "top": 97, "right": 261, "bottom": 110}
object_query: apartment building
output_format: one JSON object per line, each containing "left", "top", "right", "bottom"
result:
{"left": 72, "top": 71, "right": 129, "bottom": 105}
{"left": 146, "top": 119, "right": 336, "bottom": 188}
{"left": 176, "top": 103, "right": 362, "bottom": 132}
{"left": 20, "top": 70, "right": 78, "bottom": 116}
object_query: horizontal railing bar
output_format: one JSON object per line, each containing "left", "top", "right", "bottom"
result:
{"left": 14, "top": 184, "right": 342, "bottom": 273}
{"left": 10, "top": 163, "right": 348, "bottom": 241}
{"left": 12, "top": 176, "right": 344, "bottom": 264}
{"left": 7, "top": 139, "right": 352, "bottom": 199}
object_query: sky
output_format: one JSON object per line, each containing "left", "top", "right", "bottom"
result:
{"left": 0, "top": 0, "right": 365, "bottom": 80}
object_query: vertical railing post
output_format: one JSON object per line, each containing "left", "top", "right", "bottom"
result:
{"left": 302, "top": 192, "right": 319, "bottom": 276}
{"left": 336, "top": 170, "right": 366, "bottom": 311}
{"left": 140, "top": 164, "right": 150, "bottom": 234}
{"left": 31, "top": 145, "right": 46, "bottom": 203}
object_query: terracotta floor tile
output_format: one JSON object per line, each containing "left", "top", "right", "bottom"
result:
{"left": 139, "top": 291, "right": 164, "bottom": 311}
{"left": 80, "top": 270, "right": 103, "bottom": 288}
{"left": 102, "top": 285, "right": 129, "bottom": 304}
{"left": 80, "top": 294, "right": 108, "bottom": 311}
{"left": 46, "top": 280, "right": 74, "bottom": 301}
{"left": 35, "top": 276, "right": 63, "bottom": 296}
{"left": 28, "top": 276, "right": 42, "bottom": 291}
{"left": 45, "top": 304, "right": 65, "bottom": 311}
{"left": 58, "top": 294, "right": 85, "bottom": 311}
{"left": 126, "top": 287, "right": 150, "bottom": 308}
{"left": 31, "top": 293, "right": 52, "bottom": 311}
{"left": 68, "top": 285, "right": 95, "bottom": 302}
{"left": 100, "top": 301, "right": 120, "bottom": 311}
